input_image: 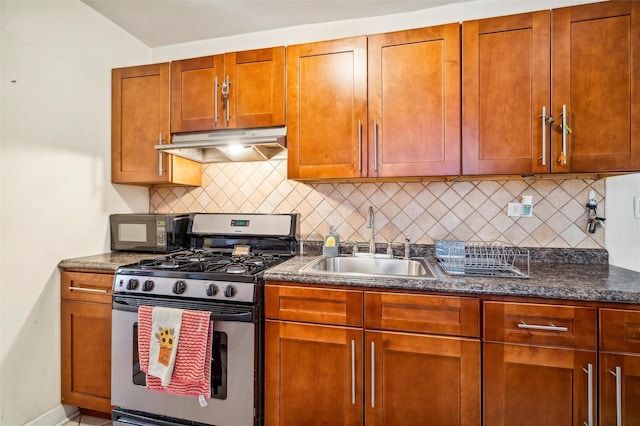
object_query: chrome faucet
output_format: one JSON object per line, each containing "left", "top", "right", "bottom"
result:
{"left": 404, "top": 236, "right": 411, "bottom": 259}
{"left": 367, "top": 206, "right": 376, "bottom": 255}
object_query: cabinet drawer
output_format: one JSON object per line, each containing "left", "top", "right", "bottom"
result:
{"left": 265, "top": 284, "right": 363, "bottom": 326}
{"left": 600, "top": 308, "right": 640, "bottom": 354}
{"left": 61, "top": 271, "right": 113, "bottom": 303}
{"left": 484, "top": 301, "right": 596, "bottom": 349}
{"left": 365, "top": 292, "right": 479, "bottom": 337}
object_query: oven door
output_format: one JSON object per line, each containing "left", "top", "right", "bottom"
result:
{"left": 111, "top": 295, "right": 259, "bottom": 426}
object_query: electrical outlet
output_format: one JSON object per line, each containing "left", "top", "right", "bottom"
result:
{"left": 634, "top": 196, "right": 640, "bottom": 219}
{"left": 508, "top": 202, "right": 523, "bottom": 217}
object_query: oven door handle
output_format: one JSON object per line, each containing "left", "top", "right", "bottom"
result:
{"left": 112, "top": 300, "right": 254, "bottom": 322}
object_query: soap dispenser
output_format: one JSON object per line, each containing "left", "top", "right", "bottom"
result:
{"left": 323, "top": 225, "right": 340, "bottom": 257}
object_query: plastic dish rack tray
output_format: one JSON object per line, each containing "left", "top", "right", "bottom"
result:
{"left": 435, "top": 240, "right": 530, "bottom": 278}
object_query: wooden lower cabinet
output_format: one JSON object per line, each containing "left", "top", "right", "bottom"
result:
{"left": 483, "top": 343, "right": 596, "bottom": 426}
{"left": 61, "top": 271, "right": 113, "bottom": 413}
{"left": 483, "top": 301, "right": 598, "bottom": 426}
{"left": 599, "top": 308, "right": 640, "bottom": 425}
{"left": 264, "top": 283, "right": 480, "bottom": 425}
{"left": 265, "top": 321, "right": 363, "bottom": 426}
{"left": 366, "top": 331, "right": 479, "bottom": 426}
{"left": 599, "top": 353, "right": 640, "bottom": 425}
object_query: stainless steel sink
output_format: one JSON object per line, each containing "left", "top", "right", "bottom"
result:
{"left": 299, "top": 255, "right": 436, "bottom": 278}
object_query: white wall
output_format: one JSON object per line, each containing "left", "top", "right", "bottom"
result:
{"left": 0, "top": 1, "right": 150, "bottom": 424}
{"left": 606, "top": 174, "right": 640, "bottom": 271}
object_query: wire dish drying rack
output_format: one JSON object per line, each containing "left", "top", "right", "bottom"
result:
{"left": 435, "top": 240, "right": 530, "bottom": 278}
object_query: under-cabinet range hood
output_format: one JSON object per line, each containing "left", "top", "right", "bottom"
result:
{"left": 155, "top": 127, "right": 287, "bottom": 163}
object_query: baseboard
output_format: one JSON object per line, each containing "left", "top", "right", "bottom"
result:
{"left": 23, "top": 404, "right": 80, "bottom": 426}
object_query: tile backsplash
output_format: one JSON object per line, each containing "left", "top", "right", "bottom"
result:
{"left": 150, "top": 160, "right": 605, "bottom": 249}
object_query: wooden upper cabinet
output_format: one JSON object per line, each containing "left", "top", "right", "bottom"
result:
{"left": 463, "top": 2, "right": 639, "bottom": 176}
{"left": 112, "top": 63, "right": 201, "bottom": 186}
{"left": 551, "top": 1, "right": 640, "bottom": 173}
{"left": 368, "top": 24, "right": 461, "bottom": 177}
{"left": 171, "top": 55, "right": 224, "bottom": 132}
{"left": 225, "top": 47, "right": 285, "bottom": 128}
{"left": 287, "top": 36, "right": 368, "bottom": 180}
{"left": 462, "top": 11, "right": 551, "bottom": 175}
{"left": 171, "top": 47, "right": 285, "bottom": 133}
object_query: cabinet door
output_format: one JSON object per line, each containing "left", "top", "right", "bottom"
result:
{"left": 462, "top": 11, "right": 550, "bottom": 175}
{"left": 225, "top": 47, "right": 285, "bottom": 129}
{"left": 171, "top": 55, "right": 225, "bottom": 132}
{"left": 287, "top": 36, "right": 367, "bottom": 179}
{"left": 368, "top": 24, "right": 460, "bottom": 177}
{"left": 483, "top": 342, "right": 596, "bottom": 426}
{"left": 112, "top": 63, "right": 201, "bottom": 186}
{"left": 600, "top": 353, "right": 640, "bottom": 426}
{"left": 366, "top": 331, "right": 480, "bottom": 426}
{"left": 552, "top": 2, "right": 640, "bottom": 172}
{"left": 265, "top": 320, "right": 363, "bottom": 426}
{"left": 61, "top": 299, "right": 112, "bottom": 413}
{"left": 61, "top": 271, "right": 113, "bottom": 412}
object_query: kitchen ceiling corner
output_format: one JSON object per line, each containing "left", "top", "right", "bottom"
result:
{"left": 81, "top": 0, "right": 469, "bottom": 47}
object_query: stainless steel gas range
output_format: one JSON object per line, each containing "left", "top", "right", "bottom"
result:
{"left": 111, "top": 213, "right": 299, "bottom": 426}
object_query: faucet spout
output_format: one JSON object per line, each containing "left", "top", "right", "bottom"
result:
{"left": 367, "top": 206, "right": 376, "bottom": 254}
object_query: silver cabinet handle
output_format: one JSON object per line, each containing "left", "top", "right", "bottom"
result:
{"left": 371, "top": 341, "right": 375, "bottom": 408}
{"left": 540, "top": 106, "right": 547, "bottom": 166}
{"left": 559, "top": 104, "right": 568, "bottom": 165}
{"left": 351, "top": 339, "right": 356, "bottom": 405}
{"left": 214, "top": 76, "right": 219, "bottom": 123}
{"left": 221, "top": 75, "right": 231, "bottom": 124}
{"left": 373, "top": 119, "right": 379, "bottom": 172}
{"left": 357, "top": 119, "right": 362, "bottom": 171}
{"left": 68, "top": 286, "right": 109, "bottom": 294}
{"left": 517, "top": 322, "right": 568, "bottom": 332}
{"left": 158, "top": 132, "right": 164, "bottom": 176}
{"left": 610, "top": 366, "right": 622, "bottom": 426}
{"left": 582, "top": 363, "right": 593, "bottom": 426}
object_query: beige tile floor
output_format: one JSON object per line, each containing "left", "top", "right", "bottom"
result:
{"left": 62, "top": 414, "right": 111, "bottom": 426}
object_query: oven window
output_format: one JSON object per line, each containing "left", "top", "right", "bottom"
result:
{"left": 132, "top": 323, "right": 228, "bottom": 399}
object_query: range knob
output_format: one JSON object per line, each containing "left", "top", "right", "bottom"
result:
{"left": 126, "top": 278, "right": 139, "bottom": 290}
{"left": 224, "top": 284, "right": 236, "bottom": 298}
{"left": 173, "top": 280, "right": 187, "bottom": 294}
{"left": 206, "top": 284, "right": 219, "bottom": 297}
{"left": 142, "top": 280, "right": 154, "bottom": 291}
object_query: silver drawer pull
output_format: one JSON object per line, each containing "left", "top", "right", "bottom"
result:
{"left": 582, "top": 363, "right": 593, "bottom": 426}
{"left": 517, "top": 322, "right": 568, "bottom": 332}
{"left": 610, "top": 366, "right": 622, "bottom": 426}
{"left": 371, "top": 341, "right": 375, "bottom": 408}
{"left": 351, "top": 339, "right": 356, "bottom": 405}
{"left": 68, "top": 286, "right": 109, "bottom": 294}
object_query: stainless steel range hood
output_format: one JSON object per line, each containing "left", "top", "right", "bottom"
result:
{"left": 155, "top": 127, "right": 287, "bottom": 163}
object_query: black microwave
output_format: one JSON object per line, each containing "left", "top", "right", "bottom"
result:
{"left": 110, "top": 214, "right": 190, "bottom": 253}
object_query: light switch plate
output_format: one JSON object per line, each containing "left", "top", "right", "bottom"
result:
{"left": 634, "top": 196, "right": 640, "bottom": 219}
{"left": 508, "top": 203, "right": 523, "bottom": 217}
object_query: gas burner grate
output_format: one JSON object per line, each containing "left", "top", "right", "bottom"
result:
{"left": 134, "top": 250, "right": 289, "bottom": 277}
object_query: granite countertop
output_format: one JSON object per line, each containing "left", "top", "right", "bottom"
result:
{"left": 58, "top": 250, "right": 640, "bottom": 304}
{"left": 264, "top": 255, "right": 640, "bottom": 304}
{"left": 58, "top": 252, "right": 160, "bottom": 271}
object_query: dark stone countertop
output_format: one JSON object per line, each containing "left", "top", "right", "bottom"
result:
{"left": 58, "top": 252, "right": 160, "bottom": 271}
{"left": 264, "top": 255, "right": 640, "bottom": 304}
{"left": 58, "top": 249, "right": 640, "bottom": 304}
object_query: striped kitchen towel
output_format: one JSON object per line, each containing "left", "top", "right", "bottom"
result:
{"left": 138, "top": 306, "right": 212, "bottom": 397}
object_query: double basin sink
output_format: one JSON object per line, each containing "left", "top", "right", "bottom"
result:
{"left": 299, "top": 255, "right": 436, "bottom": 279}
